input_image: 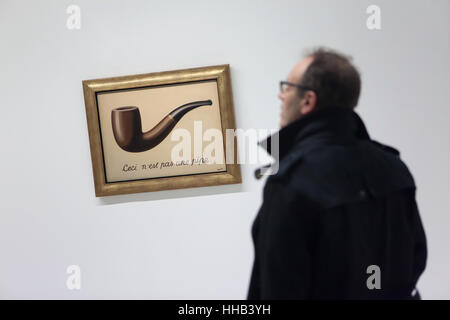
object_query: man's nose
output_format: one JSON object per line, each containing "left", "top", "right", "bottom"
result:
{"left": 278, "top": 92, "right": 283, "bottom": 100}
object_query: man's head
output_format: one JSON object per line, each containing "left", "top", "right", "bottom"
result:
{"left": 278, "top": 47, "right": 361, "bottom": 128}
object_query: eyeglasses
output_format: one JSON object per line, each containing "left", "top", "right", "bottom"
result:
{"left": 279, "top": 81, "right": 315, "bottom": 94}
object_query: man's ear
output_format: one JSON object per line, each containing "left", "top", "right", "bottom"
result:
{"left": 299, "top": 90, "right": 317, "bottom": 115}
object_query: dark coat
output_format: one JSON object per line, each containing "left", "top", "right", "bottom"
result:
{"left": 247, "top": 107, "right": 427, "bottom": 300}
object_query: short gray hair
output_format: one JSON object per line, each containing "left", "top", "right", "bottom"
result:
{"left": 299, "top": 47, "right": 361, "bottom": 109}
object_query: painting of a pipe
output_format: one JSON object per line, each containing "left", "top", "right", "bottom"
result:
{"left": 111, "top": 100, "right": 212, "bottom": 152}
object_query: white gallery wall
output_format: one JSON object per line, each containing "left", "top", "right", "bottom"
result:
{"left": 0, "top": 0, "right": 449, "bottom": 299}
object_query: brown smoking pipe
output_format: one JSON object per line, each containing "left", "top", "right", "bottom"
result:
{"left": 111, "top": 100, "right": 212, "bottom": 153}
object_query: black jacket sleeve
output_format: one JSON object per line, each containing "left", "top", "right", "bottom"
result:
{"left": 410, "top": 190, "right": 427, "bottom": 288}
{"left": 249, "top": 181, "right": 317, "bottom": 299}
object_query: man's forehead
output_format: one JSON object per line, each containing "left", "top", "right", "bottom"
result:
{"left": 287, "top": 56, "right": 313, "bottom": 82}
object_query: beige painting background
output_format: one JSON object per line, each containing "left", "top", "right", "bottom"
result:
{"left": 96, "top": 80, "right": 226, "bottom": 183}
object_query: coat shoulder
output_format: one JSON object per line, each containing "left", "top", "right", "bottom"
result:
{"left": 370, "top": 140, "right": 401, "bottom": 156}
{"left": 270, "top": 140, "right": 415, "bottom": 209}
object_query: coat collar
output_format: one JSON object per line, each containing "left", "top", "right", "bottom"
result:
{"left": 255, "top": 107, "right": 371, "bottom": 178}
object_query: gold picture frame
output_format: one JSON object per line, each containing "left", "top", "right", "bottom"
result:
{"left": 82, "top": 64, "right": 241, "bottom": 197}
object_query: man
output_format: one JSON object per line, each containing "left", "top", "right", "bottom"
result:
{"left": 247, "top": 47, "right": 427, "bottom": 299}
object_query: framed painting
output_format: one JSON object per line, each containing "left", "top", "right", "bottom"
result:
{"left": 82, "top": 64, "right": 241, "bottom": 197}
